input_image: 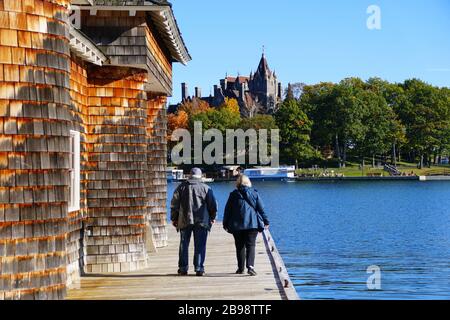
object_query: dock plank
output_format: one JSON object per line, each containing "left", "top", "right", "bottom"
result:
{"left": 67, "top": 224, "right": 286, "bottom": 300}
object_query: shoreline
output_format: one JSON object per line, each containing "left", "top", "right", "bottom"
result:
{"left": 297, "top": 175, "right": 450, "bottom": 182}
{"left": 169, "top": 175, "right": 450, "bottom": 183}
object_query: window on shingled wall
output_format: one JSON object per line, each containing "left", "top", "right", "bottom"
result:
{"left": 69, "top": 130, "right": 81, "bottom": 213}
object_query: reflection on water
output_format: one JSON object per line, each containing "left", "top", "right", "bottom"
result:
{"left": 167, "top": 180, "right": 450, "bottom": 300}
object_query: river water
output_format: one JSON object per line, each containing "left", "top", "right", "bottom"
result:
{"left": 167, "top": 180, "right": 450, "bottom": 300}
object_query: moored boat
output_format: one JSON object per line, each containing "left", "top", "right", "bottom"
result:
{"left": 167, "top": 167, "right": 186, "bottom": 182}
{"left": 243, "top": 166, "right": 296, "bottom": 181}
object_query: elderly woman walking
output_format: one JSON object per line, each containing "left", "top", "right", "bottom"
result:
{"left": 223, "top": 175, "right": 270, "bottom": 276}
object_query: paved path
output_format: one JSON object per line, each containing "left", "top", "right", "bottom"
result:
{"left": 67, "top": 224, "right": 294, "bottom": 300}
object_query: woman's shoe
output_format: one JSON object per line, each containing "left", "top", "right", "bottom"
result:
{"left": 236, "top": 269, "right": 244, "bottom": 274}
{"left": 247, "top": 268, "right": 257, "bottom": 276}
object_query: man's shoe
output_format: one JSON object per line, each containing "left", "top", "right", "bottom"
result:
{"left": 236, "top": 269, "right": 244, "bottom": 274}
{"left": 178, "top": 269, "right": 188, "bottom": 276}
{"left": 247, "top": 268, "right": 257, "bottom": 276}
{"left": 195, "top": 271, "right": 205, "bottom": 277}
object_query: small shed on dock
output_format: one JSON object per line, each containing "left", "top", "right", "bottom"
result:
{"left": 220, "top": 166, "right": 242, "bottom": 179}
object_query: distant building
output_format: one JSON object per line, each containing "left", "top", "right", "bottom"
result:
{"left": 170, "top": 54, "right": 283, "bottom": 117}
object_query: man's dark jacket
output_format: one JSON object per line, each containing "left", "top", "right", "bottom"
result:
{"left": 170, "top": 179, "right": 218, "bottom": 231}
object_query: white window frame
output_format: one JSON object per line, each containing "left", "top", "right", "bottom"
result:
{"left": 69, "top": 130, "right": 81, "bottom": 213}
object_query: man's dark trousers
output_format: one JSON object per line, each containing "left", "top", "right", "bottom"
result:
{"left": 178, "top": 225, "right": 209, "bottom": 273}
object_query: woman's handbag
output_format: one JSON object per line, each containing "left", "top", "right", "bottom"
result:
{"left": 255, "top": 211, "right": 266, "bottom": 233}
{"left": 240, "top": 190, "right": 266, "bottom": 232}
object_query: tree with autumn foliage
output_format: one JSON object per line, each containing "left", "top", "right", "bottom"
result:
{"left": 220, "top": 97, "right": 241, "bottom": 115}
{"left": 168, "top": 110, "right": 189, "bottom": 136}
{"left": 167, "top": 110, "right": 189, "bottom": 154}
{"left": 189, "top": 105, "right": 241, "bottom": 133}
{"left": 168, "top": 98, "right": 211, "bottom": 139}
{"left": 167, "top": 98, "right": 211, "bottom": 153}
{"left": 178, "top": 97, "right": 211, "bottom": 116}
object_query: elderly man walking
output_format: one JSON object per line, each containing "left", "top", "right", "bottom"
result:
{"left": 170, "top": 168, "right": 218, "bottom": 276}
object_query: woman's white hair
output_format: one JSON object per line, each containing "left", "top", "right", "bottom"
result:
{"left": 236, "top": 174, "right": 252, "bottom": 188}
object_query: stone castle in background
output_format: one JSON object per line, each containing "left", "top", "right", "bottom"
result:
{"left": 170, "top": 53, "right": 283, "bottom": 117}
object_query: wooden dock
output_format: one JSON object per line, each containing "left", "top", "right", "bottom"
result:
{"left": 67, "top": 224, "right": 299, "bottom": 300}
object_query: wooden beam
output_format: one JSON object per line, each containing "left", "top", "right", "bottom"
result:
{"left": 69, "top": 26, "right": 108, "bottom": 66}
{"left": 77, "top": 6, "right": 164, "bottom": 15}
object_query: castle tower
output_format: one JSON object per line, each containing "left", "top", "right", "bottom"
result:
{"left": 249, "top": 52, "right": 279, "bottom": 111}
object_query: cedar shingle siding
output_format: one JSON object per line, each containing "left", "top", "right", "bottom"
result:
{"left": 0, "top": 0, "right": 189, "bottom": 300}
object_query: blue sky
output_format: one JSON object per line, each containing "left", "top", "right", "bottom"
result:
{"left": 169, "top": 0, "right": 450, "bottom": 103}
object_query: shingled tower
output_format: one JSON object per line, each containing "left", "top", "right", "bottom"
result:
{"left": 0, "top": 0, "right": 190, "bottom": 300}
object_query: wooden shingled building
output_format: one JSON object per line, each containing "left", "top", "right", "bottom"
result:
{"left": 0, "top": 0, "right": 190, "bottom": 299}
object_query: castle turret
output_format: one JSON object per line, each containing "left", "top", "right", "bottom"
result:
{"left": 181, "top": 82, "right": 189, "bottom": 100}
{"left": 240, "top": 82, "right": 247, "bottom": 99}
{"left": 195, "top": 87, "right": 202, "bottom": 98}
{"left": 220, "top": 78, "right": 227, "bottom": 91}
{"left": 278, "top": 82, "right": 283, "bottom": 100}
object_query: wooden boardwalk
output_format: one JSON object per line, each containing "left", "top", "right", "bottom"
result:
{"left": 67, "top": 224, "right": 298, "bottom": 300}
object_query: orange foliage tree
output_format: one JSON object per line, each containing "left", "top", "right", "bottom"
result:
{"left": 168, "top": 110, "right": 189, "bottom": 137}
{"left": 179, "top": 98, "right": 211, "bottom": 116}
{"left": 220, "top": 97, "right": 240, "bottom": 115}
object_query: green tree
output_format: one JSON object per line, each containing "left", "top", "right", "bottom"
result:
{"left": 238, "top": 115, "right": 279, "bottom": 166}
{"left": 357, "top": 90, "right": 402, "bottom": 167}
{"left": 301, "top": 78, "right": 410, "bottom": 168}
{"left": 240, "top": 114, "right": 278, "bottom": 131}
{"left": 275, "top": 99, "right": 320, "bottom": 164}
{"left": 300, "top": 78, "right": 371, "bottom": 167}
{"left": 330, "top": 78, "right": 370, "bottom": 167}
{"left": 299, "top": 82, "right": 336, "bottom": 157}
{"left": 189, "top": 107, "right": 241, "bottom": 133}
{"left": 186, "top": 107, "right": 242, "bottom": 165}
{"left": 397, "top": 79, "right": 450, "bottom": 167}
{"left": 366, "top": 78, "right": 407, "bottom": 165}
{"left": 438, "top": 87, "right": 450, "bottom": 163}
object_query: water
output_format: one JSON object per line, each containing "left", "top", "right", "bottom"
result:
{"left": 167, "top": 180, "right": 450, "bottom": 300}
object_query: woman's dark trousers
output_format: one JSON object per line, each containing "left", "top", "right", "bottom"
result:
{"left": 232, "top": 229, "right": 258, "bottom": 271}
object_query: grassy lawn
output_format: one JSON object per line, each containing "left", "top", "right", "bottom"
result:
{"left": 297, "top": 165, "right": 385, "bottom": 177}
{"left": 297, "top": 162, "right": 450, "bottom": 177}
{"left": 396, "top": 163, "right": 450, "bottom": 176}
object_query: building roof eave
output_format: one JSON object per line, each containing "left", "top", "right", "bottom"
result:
{"left": 74, "top": 2, "right": 191, "bottom": 65}
{"left": 69, "top": 26, "right": 109, "bottom": 66}
{"left": 157, "top": 7, "right": 192, "bottom": 65}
